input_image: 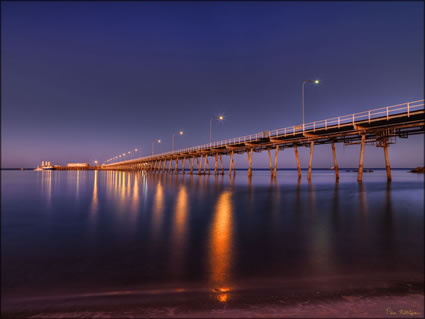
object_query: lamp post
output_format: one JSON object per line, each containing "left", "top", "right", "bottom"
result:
{"left": 210, "top": 115, "right": 224, "bottom": 144}
{"left": 152, "top": 139, "right": 161, "bottom": 155}
{"left": 302, "top": 80, "right": 319, "bottom": 127}
{"left": 172, "top": 130, "right": 184, "bottom": 151}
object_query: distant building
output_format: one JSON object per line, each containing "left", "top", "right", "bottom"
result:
{"left": 66, "top": 163, "right": 89, "bottom": 168}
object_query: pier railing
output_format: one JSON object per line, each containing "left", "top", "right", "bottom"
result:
{"left": 107, "top": 99, "right": 424, "bottom": 165}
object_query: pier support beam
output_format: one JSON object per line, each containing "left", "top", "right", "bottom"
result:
{"left": 219, "top": 154, "right": 224, "bottom": 175}
{"left": 182, "top": 157, "right": 186, "bottom": 175}
{"left": 229, "top": 151, "right": 235, "bottom": 176}
{"left": 294, "top": 144, "right": 301, "bottom": 179}
{"left": 204, "top": 156, "right": 210, "bottom": 175}
{"left": 214, "top": 154, "right": 218, "bottom": 176}
{"left": 331, "top": 141, "right": 339, "bottom": 180}
{"left": 273, "top": 145, "right": 279, "bottom": 177}
{"left": 190, "top": 156, "right": 194, "bottom": 175}
{"left": 384, "top": 144, "right": 392, "bottom": 182}
{"left": 168, "top": 159, "right": 172, "bottom": 174}
{"left": 267, "top": 149, "right": 273, "bottom": 176}
{"left": 247, "top": 148, "right": 253, "bottom": 177}
{"left": 174, "top": 158, "right": 178, "bottom": 175}
{"left": 307, "top": 141, "right": 315, "bottom": 181}
{"left": 197, "top": 155, "right": 202, "bottom": 175}
{"left": 267, "top": 146, "right": 279, "bottom": 177}
{"left": 358, "top": 134, "right": 366, "bottom": 183}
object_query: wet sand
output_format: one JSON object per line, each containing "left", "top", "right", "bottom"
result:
{"left": 3, "top": 276, "right": 423, "bottom": 318}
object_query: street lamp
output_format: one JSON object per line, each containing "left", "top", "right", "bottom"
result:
{"left": 152, "top": 139, "right": 161, "bottom": 155}
{"left": 172, "top": 130, "right": 184, "bottom": 151}
{"left": 302, "top": 80, "right": 319, "bottom": 127}
{"left": 210, "top": 115, "right": 224, "bottom": 144}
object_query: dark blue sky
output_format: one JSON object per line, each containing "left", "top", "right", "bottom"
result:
{"left": 2, "top": 1, "right": 424, "bottom": 168}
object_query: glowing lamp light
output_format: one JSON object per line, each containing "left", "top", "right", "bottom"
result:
{"left": 128, "top": 151, "right": 131, "bottom": 154}
{"left": 134, "top": 148, "right": 138, "bottom": 152}
{"left": 218, "top": 115, "right": 224, "bottom": 120}
{"left": 179, "top": 131, "right": 184, "bottom": 135}
{"left": 314, "top": 80, "right": 319, "bottom": 84}
{"left": 157, "top": 139, "right": 161, "bottom": 143}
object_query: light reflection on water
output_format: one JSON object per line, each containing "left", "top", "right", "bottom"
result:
{"left": 209, "top": 190, "right": 233, "bottom": 286}
{"left": 1, "top": 169, "right": 424, "bottom": 300}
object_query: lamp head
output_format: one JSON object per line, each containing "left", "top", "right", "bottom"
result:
{"left": 157, "top": 139, "right": 161, "bottom": 143}
{"left": 314, "top": 80, "right": 319, "bottom": 84}
{"left": 218, "top": 115, "right": 224, "bottom": 121}
{"left": 179, "top": 131, "right": 184, "bottom": 135}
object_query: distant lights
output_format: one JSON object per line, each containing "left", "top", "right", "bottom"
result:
{"left": 314, "top": 80, "right": 319, "bottom": 84}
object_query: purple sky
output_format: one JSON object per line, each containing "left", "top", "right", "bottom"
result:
{"left": 1, "top": 1, "right": 424, "bottom": 168}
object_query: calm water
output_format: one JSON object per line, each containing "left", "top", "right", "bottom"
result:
{"left": 1, "top": 169, "right": 424, "bottom": 314}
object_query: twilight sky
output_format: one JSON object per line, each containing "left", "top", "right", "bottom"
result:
{"left": 1, "top": 1, "right": 424, "bottom": 168}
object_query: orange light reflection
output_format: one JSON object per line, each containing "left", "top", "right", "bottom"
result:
{"left": 209, "top": 190, "right": 233, "bottom": 286}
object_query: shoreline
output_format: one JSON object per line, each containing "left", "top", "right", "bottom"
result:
{"left": 3, "top": 276, "right": 423, "bottom": 318}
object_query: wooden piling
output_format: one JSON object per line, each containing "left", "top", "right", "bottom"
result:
{"left": 229, "top": 151, "right": 235, "bottom": 176}
{"left": 247, "top": 148, "right": 253, "bottom": 177}
{"left": 294, "top": 144, "right": 301, "bottom": 179}
{"left": 267, "top": 149, "right": 273, "bottom": 175}
{"left": 214, "top": 154, "right": 218, "bottom": 176}
{"left": 331, "top": 141, "right": 339, "bottom": 180}
{"left": 219, "top": 154, "right": 224, "bottom": 175}
{"left": 358, "top": 134, "right": 366, "bottom": 183}
{"left": 307, "top": 141, "right": 314, "bottom": 180}
{"left": 174, "top": 158, "right": 178, "bottom": 175}
{"left": 273, "top": 145, "right": 279, "bottom": 177}
{"left": 182, "top": 157, "right": 186, "bottom": 175}
{"left": 190, "top": 156, "right": 194, "bottom": 175}
{"left": 204, "top": 156, "right": 210, "bottom": 175}
{"left": 197, "top": 155, "right": 202, "bottom": 175}
{"left": 384, "top": 144, "right": 392, "bottom": 182}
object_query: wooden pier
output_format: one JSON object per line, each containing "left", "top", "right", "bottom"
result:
{"left": 103, "top": 100, "right": 424, "bottom": 182}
